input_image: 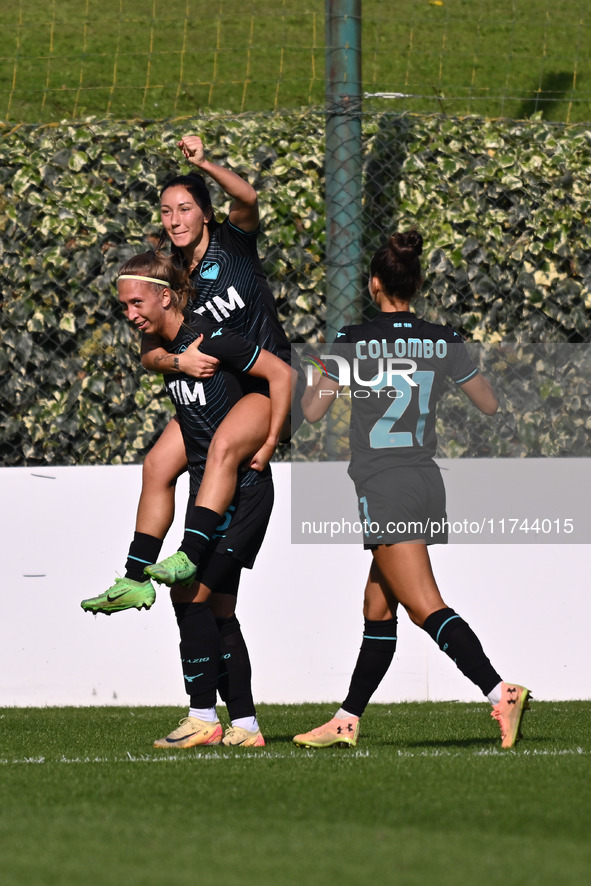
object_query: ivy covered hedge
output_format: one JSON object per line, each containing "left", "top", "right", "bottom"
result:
{"left": 0, "top": 111, "right": 589, "bottom": 466}
{"left": 363, "top": 114, "right": 591, "bottom": 343}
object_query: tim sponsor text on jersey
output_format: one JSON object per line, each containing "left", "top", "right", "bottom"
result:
{"left": 167, "top": 378, "right": 206, "bottom": 407}
{"left": 192, "top": 285, "right": 245, "bottom": 323}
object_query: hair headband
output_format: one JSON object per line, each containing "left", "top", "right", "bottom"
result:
{"left": 118, "top": 274, "right": 170, "bottom": 286}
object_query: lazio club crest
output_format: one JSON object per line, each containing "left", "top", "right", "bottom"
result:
{"left": 200, "top": 261, "right": 220, "bottom": 280}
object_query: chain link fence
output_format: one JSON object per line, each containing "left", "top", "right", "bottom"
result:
{"left": 1, "top": 110, "right": 590, "bottom": 466}
{"left": 3, "top": 1, "right": 590, "bottom": 124}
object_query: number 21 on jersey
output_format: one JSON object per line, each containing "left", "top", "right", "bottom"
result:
{"left": 368, "top": 371, "right": 434, "bottom": 449}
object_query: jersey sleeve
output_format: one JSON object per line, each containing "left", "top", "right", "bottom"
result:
{"left": 217, "top": 216, "right": 260, "bottom": 259}
{"left": 447, "top": 332, "right": 479, "bottom": 384}
{"left": 317, "top": 326, "right": 351, "bottom": 383}
{"left": 333, "top": 326, "right": 351, "bottom": 343}
{"left": 193, "top": 314, "right": 260, "bottom": 373}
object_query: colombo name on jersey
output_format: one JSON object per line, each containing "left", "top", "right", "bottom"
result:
{"left": 163, "top": 311, "right": 270, "bottom": 495}
{"left": 332, "top": 311, "right": 478, "bottom": 485}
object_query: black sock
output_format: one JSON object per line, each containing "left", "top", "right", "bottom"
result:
{"left": 173, "top": 601, "right": 220, "bottom": 708}
{"left": 216, "top": 615, "right": 256, "bottom": 721}
{"left": 422, "top": 607, "right": 501, "bottom": 697}
{"left": 124, "top": 532, "right": 163, "bottom": 581}
{"left": 341, "top": 617, "right": 398, "bottom": 717}
{"left": 179, "top": 506, "right": 222, "bottom": 564}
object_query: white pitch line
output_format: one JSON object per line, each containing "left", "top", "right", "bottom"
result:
{"left": 0, "top": 747, "right": 587, "bottom": 765}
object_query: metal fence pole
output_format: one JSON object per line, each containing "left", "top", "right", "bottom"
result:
{"left": 325, "top": 1, "right": 363, "bottom": 458}
{"left": 325, "top": 0, "right": 363, "bottom": 343}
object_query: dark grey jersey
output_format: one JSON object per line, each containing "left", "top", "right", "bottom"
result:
{"left": 331, "top": 311, "right": 478, "bottom": 482}
{"left": 163, "top": 312, "right": 270, "bottom": 493}
{"left": 188, "top": 218, "right": 291, "bottom": 365}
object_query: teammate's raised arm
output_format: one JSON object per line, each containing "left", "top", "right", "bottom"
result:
{"left": 177, "top": 134, "right": 259, "bottom": 232}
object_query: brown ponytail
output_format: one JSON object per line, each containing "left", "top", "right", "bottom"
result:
{"left": 369, "top": 230, "right": 423, "bottom": 302}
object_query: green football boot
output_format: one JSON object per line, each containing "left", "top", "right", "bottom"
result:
{"left": 80, "top": 577, "right": 156, "bottom": 615}
{"left": 144, "top": 551, "right": 197, "bottom": 587}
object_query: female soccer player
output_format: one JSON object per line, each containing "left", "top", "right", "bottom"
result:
{"left": 83, "top": 251, "right": 291, "bottom": 748}
{"left": 88, "top": 135, "right": 300, "bottom": 607}
{"left": 293, "top": 230, "right": 530, "bottom": 750}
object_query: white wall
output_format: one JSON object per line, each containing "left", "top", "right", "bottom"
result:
{"left": 1, "top": 463, "right": 588, "bottom": 707}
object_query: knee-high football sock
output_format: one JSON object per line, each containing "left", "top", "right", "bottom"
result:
{"left": 179, "top": 506, "right": 223, "bottom": 565}
{"left": 341, "top": 617, "right": 398, "bottom": 717}
{"left": 216, "top": 615, "right": 256, "bottom": 722}
{"left": 173, "top": 601, "right": 220, "bottom": 709}
{"left": 125, "top": 532, "right": 163, "bottom": 581}
{"left": 422, "top": 607, "right": 501, "bottom": 697}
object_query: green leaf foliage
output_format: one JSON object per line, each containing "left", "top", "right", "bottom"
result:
{"left": 1, "top": 111, "right": 589, "bottom": 465}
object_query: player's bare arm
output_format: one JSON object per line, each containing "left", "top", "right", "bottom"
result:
{"left": 141, "top": 333, "right": 219, "bottom": 378}
{"left": 246, "top": 350, "right": 292, "bottom": 471}
{"left": 301, "top": 367, "right": 341, "bottom": 423}
{"left": 177, "top": 134, "right": 259, "bottom": 232}
{"left": 459, "top": 372, "right": 499, "bottom": 415}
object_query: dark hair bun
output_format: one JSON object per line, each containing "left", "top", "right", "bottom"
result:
{"left": 390, "top": 229, "right": 423, "bottom": 258}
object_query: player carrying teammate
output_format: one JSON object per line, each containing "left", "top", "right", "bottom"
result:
{"left": 80, "top": 136, "right": 298, "bottom": 747}
{"left": 83, "top": 251, "right": 291, "bottom": 748}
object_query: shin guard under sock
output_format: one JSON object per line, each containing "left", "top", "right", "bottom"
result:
{"left": 216, "top": 615, "right": 256, "bottom": 721}
{"left": 125, "top": 532, "right": 163, "bottom": 581}
{"left": 173, "top": 601, "right": 220, "bottom": 708}
{"left": 422, "top": 607, "right": 501, "bottom": 697}
{"left": 342, "top": 617, "right": 398, "bottom": 718}
{"left": 179, "top": 506, "right": 222, "bottom": 564}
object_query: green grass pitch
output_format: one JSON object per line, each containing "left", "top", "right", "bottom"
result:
{"left": 2, "top": 0, "right": 589, "bottom": 122}
{"left": 1, "top": 702, "right": 590, "bottom": 886}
